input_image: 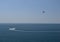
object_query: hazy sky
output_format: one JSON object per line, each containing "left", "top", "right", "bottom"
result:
{"left": 0, "top": 0, "right": 60, "bottom": 23}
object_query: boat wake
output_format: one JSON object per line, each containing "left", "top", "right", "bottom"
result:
{"left": 9, "top": 30, "right": 60, "bottom": 32}
{"left": 8, "top": 28, "right": 60, "bottom": 32}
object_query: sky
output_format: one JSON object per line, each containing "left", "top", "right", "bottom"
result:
{"left": 0, "top": 0, "right": 60, "bottom": 23}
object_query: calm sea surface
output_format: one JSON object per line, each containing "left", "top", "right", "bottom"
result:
{"left": 0, "top": 23, "right": 60, "bottom": 42}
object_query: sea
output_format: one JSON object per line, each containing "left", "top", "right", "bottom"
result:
{"left": 0, "top": 23, "right": 60, "bottom": 42}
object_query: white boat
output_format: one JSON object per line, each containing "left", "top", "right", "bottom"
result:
{"left": 9, "top": 28, "right": 16, "bottom": 31}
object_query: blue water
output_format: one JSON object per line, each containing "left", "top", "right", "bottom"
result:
{"left": 0, "top": 23, "right": 60, "bottom": 42}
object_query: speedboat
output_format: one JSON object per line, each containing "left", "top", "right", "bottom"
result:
{"left": 9, "top": 28, "right": 15, "bottom": 31}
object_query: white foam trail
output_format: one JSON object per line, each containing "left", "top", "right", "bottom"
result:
{"left": 11, "top": 30, "right": 60, "bottom": 32}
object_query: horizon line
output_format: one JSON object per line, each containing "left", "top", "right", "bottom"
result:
{"left": 0, "top": 23, "right": 60, "bottom": 24}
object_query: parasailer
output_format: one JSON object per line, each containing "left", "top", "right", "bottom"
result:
{"left": 42, "top": 11, "right": 45, "bottom": 13}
